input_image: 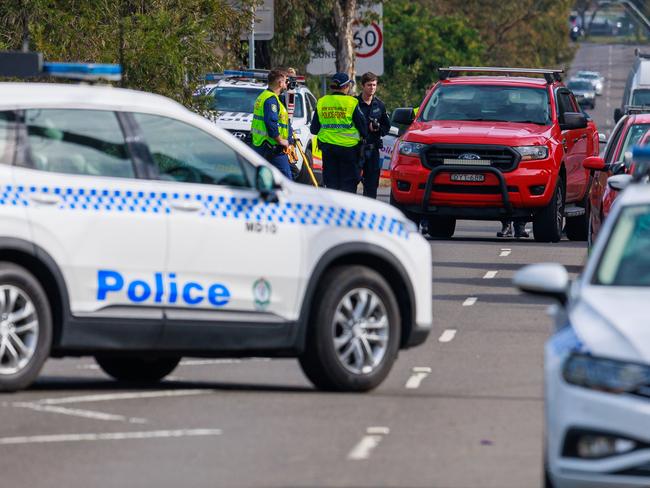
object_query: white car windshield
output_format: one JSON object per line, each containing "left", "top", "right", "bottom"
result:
{"left": 421, "top": 85, "right": 550, "bottom": 124}
{"left": 207, "top": 87, "right": 304, "bottom": 117}
{"left": 596, "top": 204, "right": 650, "bottom": 286}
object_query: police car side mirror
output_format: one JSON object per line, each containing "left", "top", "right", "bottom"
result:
{"left": 256, "top": 165, "right": 279, "bottom": 202}
{"left": 608, "top": 174, "right": 632, "bottom": 192}
{"left": 560, "top": 112, "right": 587, "bottom": 131}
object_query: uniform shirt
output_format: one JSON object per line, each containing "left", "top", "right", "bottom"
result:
{"left": 356, "top": 94, "right": 390, "bottom": 145}
{"left": 262, "top": 92, "right": 293, "bottom": 142}
{"left": 310, "top": 92, "right": 368, "bottom": 140}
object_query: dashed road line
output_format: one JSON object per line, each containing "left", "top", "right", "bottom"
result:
{"left": 462, "top": 297, "right": 477, "bottom": 307}
{"left": 499, "top": 248, "right": 512, "bottom": 257}
{"left": 483, "top": 271, "right": 498, "bottom": 279}
{"left": 405, "top": 367, "right": 432, "bottom": 389}
{"left": 438, "top": 329, "right": 457, "bottom": 343}
{"left": 0, "top": 428, "right": 222, "bottom": 446}
{"left": 348, "top": 427, "right": 390, "bottom": 460}
{"left": 13, "top": 402, "right": 147, "bottom": 424}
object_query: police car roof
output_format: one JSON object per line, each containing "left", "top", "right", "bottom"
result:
{"left": 0, "top": 82, "right": 187, "bottom": 116}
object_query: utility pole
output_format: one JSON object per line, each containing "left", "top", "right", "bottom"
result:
{"left": 248, "top": 6, "right": 255, "bottom": 69}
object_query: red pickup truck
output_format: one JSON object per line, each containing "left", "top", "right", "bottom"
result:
{"left": 390, "top": 67, "right": 599, "bottom": 242}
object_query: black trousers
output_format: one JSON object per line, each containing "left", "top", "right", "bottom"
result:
{"left": 362, "top": 145, "right": 381, "bottom": 199}
{"left": 320, "top": 142, "right": 361, "bottom": 193}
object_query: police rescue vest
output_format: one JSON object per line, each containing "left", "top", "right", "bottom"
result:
{"left": 251, "top": 90, "right": 289, "bottom": 147}
{"left": 316, "top": 94, "right": 361, "bottom": 147}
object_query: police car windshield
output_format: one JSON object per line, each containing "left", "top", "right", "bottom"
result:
{"left": 422, "top": 85, "right": 551, "bottom": 125}
{"left": 208, "top": 87, "right": 304, "bottom": 117}
{"left": 596, "top": 205, "right": 650, "bottom": 286}
{"left": 632, "top": 89, "right": 650, "bottom": 106}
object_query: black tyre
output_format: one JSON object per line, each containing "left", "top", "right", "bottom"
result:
{"left": 0, "top": 262, "right": 52, "bottom": 392}
{"left": 389, "top": 193, "right": 420, "bottom": 224}
{"left": 533, "top": 180, "right": 565, "bottom": 242}
{"left": 95, "top": 355, "right": 181, "bottom": 382}
{"left": 565, "top": 199, "right": 590, "bottom": 241}
{"left": 427, "top": 216, "right": 456, "bottom": 239}
{"left": 299, "top": 265, "right": 400, "bottom": 392}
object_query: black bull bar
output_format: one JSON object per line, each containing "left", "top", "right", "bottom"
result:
{"left": 421, "top": 165, "right": 513, "bottom": 215}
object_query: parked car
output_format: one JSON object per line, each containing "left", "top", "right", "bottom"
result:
{"left": 584, "top": 110, "right": 650, "bottom": 245}
{"left": 616, "top": 49, "right": 650, "bottom": 122}
{"left": 515, "top": 166, "right": 650, "bottom": 487}
{"left": 390, "top": 66, "right": 599, "bottom": 242}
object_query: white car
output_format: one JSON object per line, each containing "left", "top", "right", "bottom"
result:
{"left": 515, "top": 178, "right": 650, "bottom": 487}
{"left": 0, "top": 73, "right": 432, "bottom": 392}
{"left": 575, "top": 70, "right": 604, "bottom": 96}
{"left": 198, "top": 71, "right": 318, "bottom": 167}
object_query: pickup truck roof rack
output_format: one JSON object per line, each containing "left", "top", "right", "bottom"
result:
{"left": 625, "top": 105, "right": 650, "bottom": 114}
{"left": 439, "top": 66, "right": 564, "bottom": 84}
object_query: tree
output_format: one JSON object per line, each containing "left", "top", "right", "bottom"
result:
{"left": 0, "top": 0, "right": 254, "bottom": 106}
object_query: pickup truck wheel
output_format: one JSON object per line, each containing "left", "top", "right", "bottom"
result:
{"left": 299, "top": 265, "right": 400, "bottom": 392}
{"left": 533, "top": 181, "right": 565, "bottom": 242}
{"left": 565, "top": 196, "right": 590, "bottom": 241}
{"left": 0, "top": 263, "right": 52, "bottom": 392}
{"left": 95, "top": 356, "right": 181, "bottom": 382}
{"left": 427, "top": 216, "right": 456, "bottom": 239}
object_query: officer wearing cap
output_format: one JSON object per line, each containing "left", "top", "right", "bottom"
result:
{"left": 357, "top": 72, "right": 390, "bottom": 199}
{"left": 251, "top": 69, "right": 294, "bottom": 179}
{"left": 310, "top": 72, "right": 367, "bottom": 193}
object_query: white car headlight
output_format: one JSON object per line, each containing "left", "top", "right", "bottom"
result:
{"left": 514, "top": 145, "right": 548, "bottom": 161}
{"left": 563, "top": 353, "right": 650, "bottom": 394}
{"left": 399, "top": 141, "right": 425, "bottom": 157}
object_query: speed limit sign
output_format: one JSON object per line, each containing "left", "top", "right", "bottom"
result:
{"left": 307, "top": 3, "right": 384, "bottom": 75}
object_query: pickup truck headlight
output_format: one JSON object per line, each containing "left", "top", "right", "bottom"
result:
{"left": 514, "top": 145, "right": 548, "bottom": 161}
{"left": 399, "top": 141, "right": 425, "bottom": 157}
{"left": 563, "top": 353, "right": 650, "bottom": 394}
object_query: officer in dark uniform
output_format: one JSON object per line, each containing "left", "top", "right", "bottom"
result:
{"left": 356, "top": 72, "right": 390, "bottom": 199}
{"left": 310, "top": 72, "right": 367, "bottom": 193}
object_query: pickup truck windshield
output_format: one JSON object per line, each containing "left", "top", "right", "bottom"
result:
{"left": 421, "top": 85, "right": 551, "bottom": 125}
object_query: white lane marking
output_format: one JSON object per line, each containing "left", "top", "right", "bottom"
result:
{"left": 438, "top": 329, "right": 457, "bottom": 343}
{"left": 348, "top": 427, "right": 390, "bottom": 460}
{"left": 462, "top": 297, "right": 477, "bottom": 307}
{"left": 76, "top": 364, "right": 99, "bottom": 370}
{"left": 0, "top": 428, "right": 222, "bottom": 446}
{"left": 13, "top": 402, "right": 147, "bottom": 424}
{"left": 39, "top": 389, "right": 213, "bottom": 405}
{"left": 483, "top": 271, "right": 498, "bottom": 279}
{"left": 405, "top": 367, "right": 432, "bottom": 389}
{"left": 180, "top": 359, "right": 242, "bottom": 366}
{"left": 499, "top": 248, "right": 511, "bottom": 257}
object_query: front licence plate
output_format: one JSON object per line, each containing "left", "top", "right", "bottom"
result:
{"left": 450, "top": 173, "right": 485, "bottom": 182}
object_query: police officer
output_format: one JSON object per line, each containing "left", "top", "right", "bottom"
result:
{"left": 357, "top": 72, "right": 390, "bottom": 199}
{"left": 310, "top": 72, "right": 367, "bottom": 193}
{"left": 251, "top": 69, "right": 294, "bottom": 180}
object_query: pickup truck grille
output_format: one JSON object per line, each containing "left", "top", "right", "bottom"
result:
{"left": 422, "top": 144, "right": 520, "bottom": 173}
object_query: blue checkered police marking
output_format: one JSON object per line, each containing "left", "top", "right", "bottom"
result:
{"left": 1, "top": 184, "right": 409, "bottom": 239}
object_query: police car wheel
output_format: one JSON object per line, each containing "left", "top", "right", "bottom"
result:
{"left": 0, "top": 262, "right": 52, "bottom": 392}
{"left": 95, "top": 356, "right": 181, "bottom": 382}
{"left": 299, "top": 265, "right": 400, "bottom": 392}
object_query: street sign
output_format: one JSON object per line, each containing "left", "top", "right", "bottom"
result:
{"left": 239, "top": 0, "right": 274, "bottom": 41}
{"left": 307, "top": 3, "right": 384, "bottom": 76}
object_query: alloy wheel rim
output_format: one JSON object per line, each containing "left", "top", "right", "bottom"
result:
{"left": 556, "top": 187, "right": 564, "bottom": 234}
{"left": 0, "top": 285, "right": 38, "bottom": 375}
{"left": 331, "top": 288, "right": 389, "bottom": 375}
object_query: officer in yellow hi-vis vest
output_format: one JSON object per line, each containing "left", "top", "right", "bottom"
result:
{"left": 251, "top": 69, "right": 294, "bottom": 179}
{"left": 310, "top": 72, "right": 367, "bottom": 192}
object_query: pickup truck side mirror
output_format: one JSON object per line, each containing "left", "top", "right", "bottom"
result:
{"left": 560, "top": 112, "right": 588, "bottom": 131}
{"left": 391, "top": 107, "right": 415, "bottom": 126}
{"left": 583, "top": 156, "right": 606, "bottom": 171}
{"left": 614, "top": 108, "right": 623, "bottom": 123}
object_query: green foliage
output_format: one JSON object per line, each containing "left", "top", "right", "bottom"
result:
{"left": 381, "top": 2, "right": 484, "bottom": 110}
{"left": 0, "top": 0, "right": 254, "bottom": 106}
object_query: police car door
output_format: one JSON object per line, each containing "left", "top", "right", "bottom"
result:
{"left": 130, "top": 113, "right": 302, "bottom": 329}
{"left": 16, "top": 109, "right": 166, "bottom": 325}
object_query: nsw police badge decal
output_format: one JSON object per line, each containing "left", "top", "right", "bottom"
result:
{"left": 253, "top": 278, "right": 271, "bottom": 310}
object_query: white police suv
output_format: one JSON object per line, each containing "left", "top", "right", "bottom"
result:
{"left": 516, "top": 152, "right": 650, "bottom": 487}
{"left": 0, "top": 64, "right": 432, "bottom": 393}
